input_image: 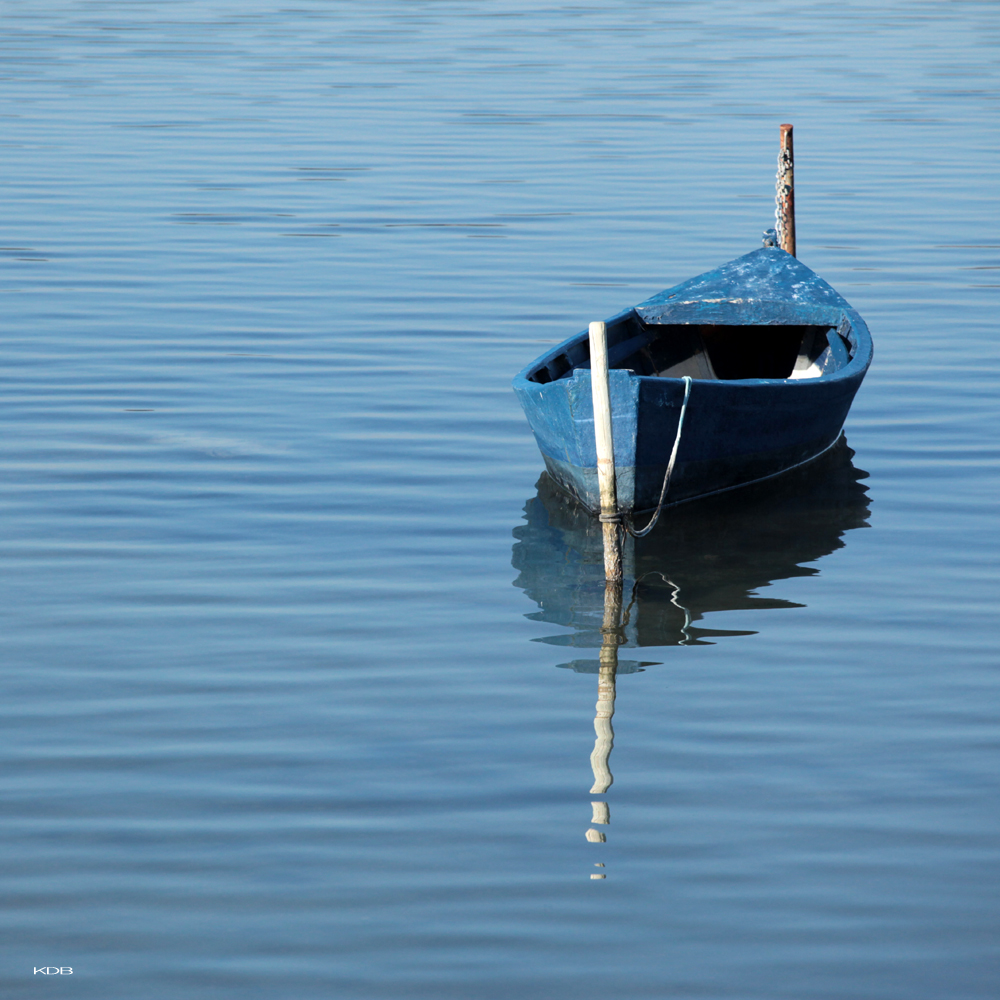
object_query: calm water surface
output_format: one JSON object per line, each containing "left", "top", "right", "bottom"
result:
{"left": 2, "top": 2, "right": 999, "bottom": 997}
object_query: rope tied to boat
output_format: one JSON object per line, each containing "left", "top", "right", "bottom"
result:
{"left": 623, "top": 375, "right": 692, "bottom": 539}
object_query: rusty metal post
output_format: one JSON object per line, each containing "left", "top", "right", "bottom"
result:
{"left": 777, "top": 124, "right": 796, "bottom": 257}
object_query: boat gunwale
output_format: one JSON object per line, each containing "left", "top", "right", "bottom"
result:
{"left": 513, "top": 303, "right": 873, "bottom": 391}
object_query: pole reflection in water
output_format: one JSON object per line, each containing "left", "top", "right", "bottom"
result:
{"left": 511, "top": 438, "right": 871, "bottom": 879}
{"left": 586, "top": 572, "right": 624, "bottom": 876}
{"left": 591, "top": 577, "right": 621, "bottom": 798}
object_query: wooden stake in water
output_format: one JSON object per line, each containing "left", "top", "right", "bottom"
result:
{"left": 588, "top": 321, "right": 622, "bottom": 582}
{"left": 585, "top": 323, "right": 624, "bottom": 866}
{"left": 778, "top": 124, "right": 796, "bottom": 257}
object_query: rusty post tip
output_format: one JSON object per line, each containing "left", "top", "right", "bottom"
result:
{"left": 776, "top": 124, "right": 796, "bottom": 257}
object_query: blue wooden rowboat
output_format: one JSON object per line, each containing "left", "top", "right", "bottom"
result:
{"left": 512, "top": 242, "right": 872, "bottom": 514}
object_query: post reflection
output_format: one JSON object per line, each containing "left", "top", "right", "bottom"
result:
{"left": 511, "top": 438, "right": 871, "bottom": 878}
{"left": 586, "top": 577, "right": 621, "bottom": 876}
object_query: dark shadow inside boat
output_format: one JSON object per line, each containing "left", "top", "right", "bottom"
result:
{"left": 526, "top": 312, "right": 853, "bottom": 384}
{"left": 511, "top": 437, "right": 871, "bottom": 654}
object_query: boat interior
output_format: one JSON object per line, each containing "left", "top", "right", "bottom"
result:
{"left": 527, "top": 311, "right": 854, "bottom": 385}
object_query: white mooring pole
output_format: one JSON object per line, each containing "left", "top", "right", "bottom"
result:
{"left": 588, "top": 320, "right": 622, "bottom": 582}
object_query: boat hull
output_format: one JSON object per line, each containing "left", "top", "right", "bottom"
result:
{"left": 520, "top": 369, "right": 863, "bottom": 512}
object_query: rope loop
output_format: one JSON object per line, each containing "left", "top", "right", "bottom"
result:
{"left": 623, "top": 375, "right": 692, "bottom": 539}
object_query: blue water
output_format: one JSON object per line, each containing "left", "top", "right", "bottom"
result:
{"left": 2, "top": 2, "right": 999, "bottom": 997}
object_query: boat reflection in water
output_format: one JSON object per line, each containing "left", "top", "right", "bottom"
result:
{"left": 511, "top": 437, "right": 871, "bottom": 877}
